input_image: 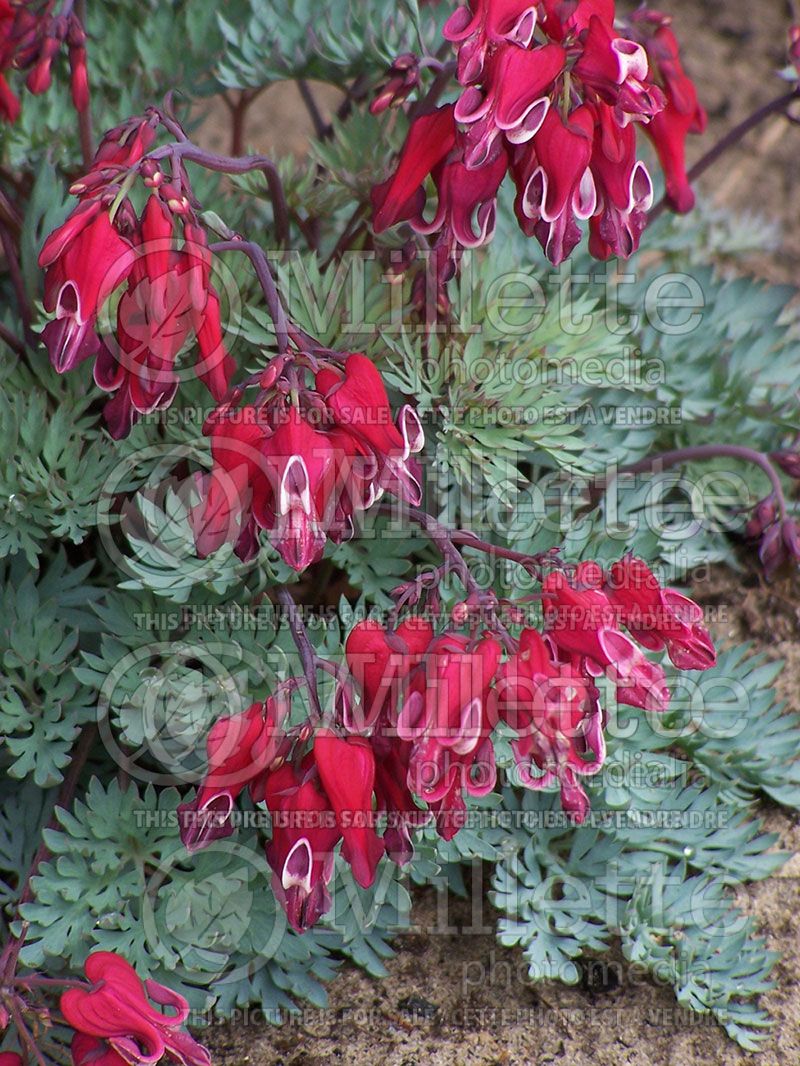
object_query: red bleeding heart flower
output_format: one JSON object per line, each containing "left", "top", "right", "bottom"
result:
{"left": 344, "top": 616, "right": 434, "bottom": 731}
{"left": 370, "top": 52, "right": 420, "bottom": 114}
{"left": 316, "top": 352, "right": 424, "bottom": 505}
{"left": 444, "top": 0, "right": 539, "bottom": 84}
{"left": 639, "top": 23, "right": 707, "bottom": 212}
{"left": 39, "top": 201, "right": 136, "bottom": 375}
{"left": 542, "top": 561, "right": 670, "bottom": 712}
{"left": 371, "top": 0, "right": 702, "bottom": 268}
{"left": 61, "top": 952, "right": 210, "bottom": 1066}
{"left": 573, "top": 14, "right": 664, "bottom": 125}
{"left": 371, "top": 105, "right": 458, "bottom": 232}
{"left": 192, "top": 353, "right": 424, "bottom": 571}
{"left": 492, "top": 627, "right": 604, "bottom": 822}
{"left": 256, "top": 405, "right": 336, "bottom": 571}
{"left": 0, "top": 72, "right": 19, "bottom": 122}
{"left": 40, "top": 192, "right": 235, "bottom": 438}
{"left": 539, "top": 0, "right": 615, "bottom": 42}
{"left": 511, "top": 103, "right": 597, "bottom": 265}
{"left": 264, "top": 759, "right": 341, "bottom": 933}
{"left": 454, "top": 42, "right": 565, "bottom": 166}
{"left": 603, "top": 555, "right": 716, "bottom": 670}
{"left": 192, "top": 408, "right": 270, "bottom": 562}
{"left": 371, "top": 737, "right": 431, "bottom": 865}
{"left": 0, "top": 1, "right": 90, "bottom": 122}
{"left": 178, "top": 697, "right": 288, "bottom": 852}
{"left": 399, "top": 631, "right": 502, "bottom": 839}
{"left": 416, "top": 145, "right": 509, "bottom": 254}
{"left": 587, "top": 101, "right": 654, "bottom": 260}
{"left": 313, "top": 729, "right": 386, "bottom": 888}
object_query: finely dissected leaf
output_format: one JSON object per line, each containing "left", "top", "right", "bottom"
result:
{"left": 0, "top": 555, "right": 99, "bottom": 786}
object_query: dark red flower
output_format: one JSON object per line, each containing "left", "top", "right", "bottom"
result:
{"left": 314, "top": 729, "right": 386, "bottom": 888}
{"left": 193, "top": 409, "right": 271, "bottom": 561}
{"left": 0, "top": 72, "right": 19, "bottom": 122}
{"left": 493, "top": 627, "right": 604, "bottom": 821}
{"left": 193, "top": 355, "right": 424, "bottom": 570}
{"left": 455, "top": 42, "right": 565, "bottom": 166}
{"left": 39, "top": 202, "right": 136, "bottom": 374}
{"left": 89, "top": 118, "right": 157, "bottom": 173}
{"left": 371, "top": 105, "right": 458, "bottom": 232}
{"left": 371, "top": 738, "right": 430, "bottom": 865}
{"left": 317, "top": 352, "right": 424, "bottom": 504}
{"left": 399, "top": 631, "right": 502, "bottom": 839}
{"left": 587, "top": 101, "right": 653, "bottom": 260}
{"left": 416, "top": 144, "right": 509, "bottom": 250}
{"left": 264, "top": 760, "right": 341, "bottom": 933}
{"left": 604, "top": 555, "right": 716, "bottom": 670}
{"left": 61, "top": 952, "right": 210, "bottom": 1066}
{"left": 640, "top": 24, "right": 706, "bottom": 212}
{"left": 42, "top": 192, "right": 235, "bottom": 438}
{"left": 257, "top": 406, "right": 336, "bottom": 571}
{"left": 178, "top": 697, "right": 287, "bottom": 852}
{"left": 539, "top": 0, "right": 615, "bottom": 42}
{"left": 370, "top": 52, "right": 420, "bottom": 114}
{"left": 511, "top": 103, "right": 596, "bottom": 264}
{"left": 573, "top": 14, "right": 664, "bottom": 125}
{"left": 0, "top": 2, "right": 90, "bottom": 121}
{"left": 444, "top": 0, "right": 539, "bottom": 84}
{"left": 370, "top": 0, "right": 702, "bottom": 268}
{"left": 344, "top": 616, "right": 434, "bottom": 731}
{"left": 542, "top": 561, "right": 669, "bottom": 712}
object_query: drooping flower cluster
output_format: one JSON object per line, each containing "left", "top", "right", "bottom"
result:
{"left": 494, "top": 556, "right": 716, "bottom": 816}
{"left": 0, "top": 0, "right": 89, "bottom": 123}
{"left": 179, "top": 554, "right": 715, "bottom": 930}
{"left": 371, "top": 0, "right": 705, "bottom": 268}
{"left": 191, "top": 350, "right": 424, "bottom": 570}
{"left": 60, "top": 952, "right": 211, "bottom": 1066}
{"left": 38, "top": 115, "right": 234, "bottom": 437}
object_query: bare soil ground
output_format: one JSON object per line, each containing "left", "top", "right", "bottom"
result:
{"left": 200, "top": 1, "right": 800, "bottom": 1062}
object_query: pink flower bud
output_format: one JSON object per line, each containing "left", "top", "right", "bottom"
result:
{"left": 772, "top": 450, "right": 800, "bottom": 479}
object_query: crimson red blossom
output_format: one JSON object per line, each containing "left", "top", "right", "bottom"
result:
{"left": 604, "top": 555, "right": 716, "bottom": 670}
{"left": 176, "top": 552, "right": 715, "bottom": 930}
{"left": 492, "top": 627, "right": 604, "bottom": 821}
{"left": 60, "top": 952, "right": 210, "bottom": 1066}
{"left": 192, "top": 352, "right": 424, "bottom": 571}
{"left": 264, "top": 758, "right": 342, "bottom": 933}
{"left": 634, "top": 17, "right": 707, "bottom": 212}
{"left": 542, "top": 561, "right": 671, "bottom": 712}
{"left": 38, "top": 118, "right": 235, "bottom": 437}
{"left": 372, "top": 0, "right": 705, "bottom": 267}
{"left": 178, "top": 696, "right": 288, "bottom": 851}
{"left": 397, "top": 630, "right": 502, "bottom": 839}
{"left": 0, "top": 0, "right": 90, "bottom": 122}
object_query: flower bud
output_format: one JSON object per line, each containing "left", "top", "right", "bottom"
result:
{"left": 141, "top": 159, "right": 163, "bottom": 187}
{"left": 69, "top": 44, "right": 89, "bottom": 112}
{"left": 745, "top": 495, "right": 777, "bottom": 540}
{"left": 25, "top": 56, "right": 52, "bottom": 95}
{"left": 158, "top": 182, "right": 190, "bottom": 215}
{"left": 772, "top": 450, "right": 800, "bottom": 479}
{"left": 759, "top": 523, "right": 786, "bottom": 580}
{"left": 781, "top": 519, "right": 800, "bottom": 563}
{"left": 369, "top": 52, "right": 420, "bottom": 115}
